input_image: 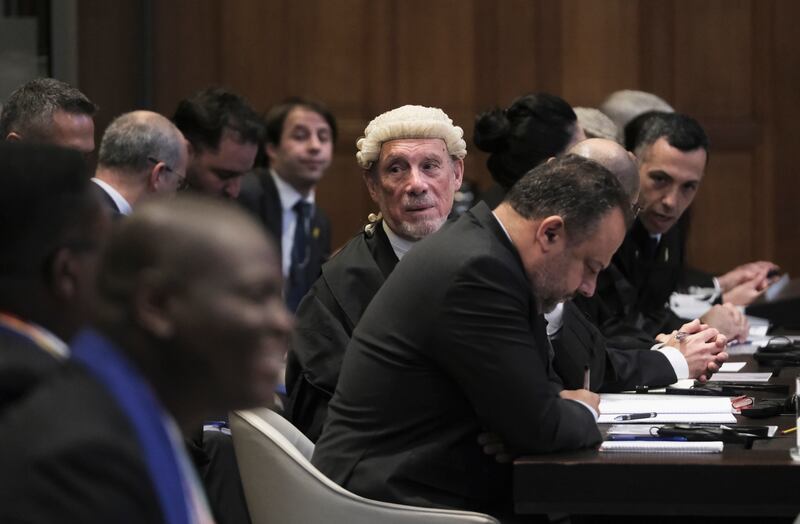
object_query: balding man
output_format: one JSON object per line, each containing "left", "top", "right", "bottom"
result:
{"left": 1, "top": 78, "right": 97, "bottom": 154}
{"left": 0, "top": 196, "right": 292, "bottom": 522}
{"left": 285, "top": 105, "right": 465, "bottom": 441}
{"left": 0, "top": 143, "right": 110, "bottom": 413}
{"left": 550, "top": 139, "right": 727, "bottom": 390}
{"left": 93, "top": 111, "right": 189, "bottom": 215}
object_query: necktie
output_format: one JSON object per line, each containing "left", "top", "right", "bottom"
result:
{"left": 646, "top": 236, "right": 660, "bottom": 260}
{"left": 287, "top": 200, "right": 312, "bottom": 312}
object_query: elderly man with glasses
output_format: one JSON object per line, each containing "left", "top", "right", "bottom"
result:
{"left": 92, "top": 110, "right": 189, "bottom": 216}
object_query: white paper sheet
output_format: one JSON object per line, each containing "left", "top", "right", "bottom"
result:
{"left": 718, "top": 362, "right": 747, "bottom": 372}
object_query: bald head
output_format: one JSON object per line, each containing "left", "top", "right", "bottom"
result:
{"left": 96, "top": 111, "right": 188, "bottom": 201}
{"left": 568, "top": 138, "right": 639, "bottom": 202}
{"left": 96, "top": 195, "right": 292, "bottom": 417}
{"left": 97, "top": 196, "right": 274, "bottom": 305}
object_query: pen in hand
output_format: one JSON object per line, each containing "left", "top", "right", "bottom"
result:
{"left": 614, "top": 412, "right": 658, "bottom": 421}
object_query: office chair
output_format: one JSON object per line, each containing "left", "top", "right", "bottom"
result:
{"left": 229, "top": 408, "right": 500, "bottom": 524}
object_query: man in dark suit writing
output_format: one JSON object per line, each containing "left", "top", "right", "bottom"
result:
{"left": 312, "top": 154, "right": 632, "bottom": 518}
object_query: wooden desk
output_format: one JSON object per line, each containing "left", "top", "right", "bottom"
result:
{"left": 514, "top": 359, "right": 800, "bottom": 517}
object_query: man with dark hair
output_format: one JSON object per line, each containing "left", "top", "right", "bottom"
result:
{"left": 285, "top": 104, "right": 466, "bottom": 441}
{"left": 0, "top": 196, "right": 292, "bottom": 523}
{"left": 312, "top": 155, "right": 628, "bottom": 517}
{"left": 0, "top": 142, "right": 109, "bottom": 412}
{"left": 593, "top": 112, "right": 766, "bottom": 348}
{"left": 238, "top": 97, "right": 335, "bottom": 312}
{"left": 1, "top": 77, "right": 97, "bottom": 154}
{"left": 173, "top": 87, "right": 263, "bottom": 199}
{"left": 93, "top": 110, "right": 189, "bottom": 215}
{"left": 554, "top": 138, "right": 727, "bottom": 390}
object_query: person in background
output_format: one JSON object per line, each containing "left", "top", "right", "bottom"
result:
{"left": 1, "top": 77, "right": 97, "bottom": 154}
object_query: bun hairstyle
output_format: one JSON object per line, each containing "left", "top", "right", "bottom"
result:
{"left": 474, "top": 93, "right": 578, "bottom": 190}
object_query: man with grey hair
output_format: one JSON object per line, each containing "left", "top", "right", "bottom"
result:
{"left": 574, "top": 107, "right": 619, "bottom": 143}
{"left": 599, "top": 89, "right": 674, "bottom": 143}
{"left": 92, "top": 110, "right": 188, "bottom": 215}
{"left": 1, "top": 77, "right": 97, "bottom": 154}
{"left": 285, "top": 104, "right": 465, "bottom": 441}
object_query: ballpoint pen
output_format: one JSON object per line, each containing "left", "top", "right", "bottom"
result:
{"left": 614, "top": 412, "right": 658, "bottom": 421}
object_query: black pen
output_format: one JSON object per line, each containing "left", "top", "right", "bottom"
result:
{"left": 614, "top": 412, "right": 658, "bottom": 421}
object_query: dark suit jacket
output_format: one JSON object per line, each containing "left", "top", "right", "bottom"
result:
{"left": 238, "top": 168, "right": 331, "bottom": 301}
{"left": 0, "top": 362, "right": 164, "bottom": 523}
{"left": 0, "top": 329, "right": 62, "bottom": 414}
{"left": 90, "top": 180, "right": 124, "bottom": 218}
{"left": 581, "top": 218, "right": 691, "bottom": 349}
{"left": 312, "top": 203, "right": 601, "bottom": 515}
{"left": 552, "top": 301, "right": 678, "bottom": 392}
{"left": 285, "top": 220, "right": 397, "bottom": 441}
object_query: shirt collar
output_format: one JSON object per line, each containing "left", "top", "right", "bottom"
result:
{"left": 270, "top": 169, "right": 315, "bottom": 210}
{"left": 91, "top": 178, "right": 133, "bottom": 215}
{"left": 382, "top": 220, "right": 417, "bottom": 260}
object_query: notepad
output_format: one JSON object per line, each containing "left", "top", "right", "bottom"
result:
{"left": 708, "top": 372, "right": 772, "bottom": 383}
{"left": 598, "top": 394, "right": 736, "bottom": 424}
{"left": 600, "top": 440, "right": 724, "bottom": 453}
{"left": 718, "top": 362, "right": 747, "bottom": 372}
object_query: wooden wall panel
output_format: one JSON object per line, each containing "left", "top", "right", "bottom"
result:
{"left": 77, "top": 0, "right": 142, "bottom": 162}
{"left": 673, "top": 0, "right": 753, "bottom": 118}
{"left": 685, "top": 152, "right": 755, "bottom": 273}
{"left": 769, "top": 0, "right": 800, "bottom": 275}
{"left": 560, "top": 0, "right": 640, "bottom": 106}
{"left": 76, "top": 0, "right": 800, "bottom": 272}
{"left": 152, "top": 0, "right": 220, "bottom": 115}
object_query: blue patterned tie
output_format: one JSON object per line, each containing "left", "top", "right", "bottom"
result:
{"left": 287, "top": 200, "right": 312, "bottom": 312}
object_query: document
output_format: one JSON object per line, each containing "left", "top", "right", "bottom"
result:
{"left": 718, "top": 362, "right": 747, "bottom": 372}
{"left": 600, "top": 441, "right": 724, "bottom": 453}
{"left": 598, "top": 394, "right": 736, "bottom": 424}
{"left": 708, "top": 372, "right": 772, "bottom": 383}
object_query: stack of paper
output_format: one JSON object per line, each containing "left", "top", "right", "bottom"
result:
{"left": 598, "top": 393, "right": 736, "bottom": 424}
{"left": 600, "top": 441, "right": 724, "bottom": 453}
{"left": 708, "top": 372, "right": 772, "bottom": 383}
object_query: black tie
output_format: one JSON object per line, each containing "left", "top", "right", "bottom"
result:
{"left": 646, "top": 236, "right": 659, "bottom": 260}
{"left": 287, "top": 200, "right": 311, "bottom": 312}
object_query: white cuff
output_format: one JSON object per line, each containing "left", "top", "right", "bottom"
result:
{"left": 653, "top": 344, "right": 689, "bottom": 380}
{"left": 569, "top": 399, "right": 599, "bottom": 421}
{"left": 712, "top": 276, "right": 722, "bottom": 293}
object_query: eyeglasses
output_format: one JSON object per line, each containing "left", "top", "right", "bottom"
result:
{"left": 148, "top": 156, "right": 188, "bottom": 191}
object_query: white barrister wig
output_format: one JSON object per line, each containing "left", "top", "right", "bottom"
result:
{"left": 356, "top": 105, "right": 467, "bottom": 169}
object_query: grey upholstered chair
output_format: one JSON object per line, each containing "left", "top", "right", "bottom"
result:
{"left": 230, "top": 408, "right": 500, "bottom": 524}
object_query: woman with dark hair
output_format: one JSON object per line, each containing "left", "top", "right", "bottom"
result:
{"left": 474, "top": 92, "right": 585, "bottom": 207}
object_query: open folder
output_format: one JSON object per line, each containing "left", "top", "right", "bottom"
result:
{"left": 597, "top": 393, "right": 736, "bottom": 424}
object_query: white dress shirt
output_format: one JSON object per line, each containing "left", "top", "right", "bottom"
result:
{"left": 271, "top": 170, "right": 315, "bottom": 279}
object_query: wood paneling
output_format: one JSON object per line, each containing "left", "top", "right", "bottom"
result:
{"left": 76, "top": 0, "right": 800, "bottom": 273}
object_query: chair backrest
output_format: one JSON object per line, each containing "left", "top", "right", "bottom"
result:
{"left": 230, "top": 409, "right": 500, "bottom": 524}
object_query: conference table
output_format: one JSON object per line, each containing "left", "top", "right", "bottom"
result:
{"left": 513, "top": 354, "right": 800, "bottom": 518}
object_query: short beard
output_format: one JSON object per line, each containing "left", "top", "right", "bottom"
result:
{"left": 392, "top": 215, "right": 448, "bottom": 240}
{"left": 531, "top": 252, "right": 573, "bottom": 314}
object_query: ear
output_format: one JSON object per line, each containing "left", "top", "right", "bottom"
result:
{"left": 451, "top": 158, "right": 464, "bottom": 187}
{"left": 535, "top": 215, "right": 566, "bottom": 253}
{"left": 134, "top": 270, "right": 176, "bottom": 339}
{"left": 148, "top": 164, "right": 164, "bottom": 192}
{"left": 265, "top": 142, "right": 278, "bottom": 164}
{"left": 46, "top": 248, "right": 79, "bottom": 301}
{"left": 362, "top": 170, "right": 380, "bottom": 203}
{"left": 6, "top": 131, "right": 22, "bottom": 142}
